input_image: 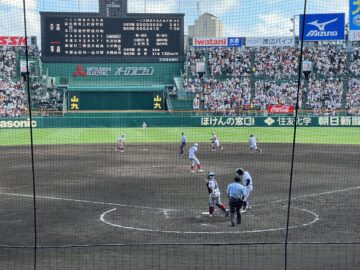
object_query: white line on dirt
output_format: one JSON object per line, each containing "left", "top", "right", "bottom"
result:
{"left": 99, "top": 207, "right": 319, "bottom": 234}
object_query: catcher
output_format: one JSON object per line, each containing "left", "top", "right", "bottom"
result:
{"left": 203, "top": 171, "right": 229, "bottom": 217}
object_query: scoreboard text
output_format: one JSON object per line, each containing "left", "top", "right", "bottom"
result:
{"left": 41, "top": 13, "right": 184, "bottom": 63}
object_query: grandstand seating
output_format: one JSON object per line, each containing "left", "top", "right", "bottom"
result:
{"left": 183, "top": 45, "right": 360, "bottom": 116}
{"left": 2, "top": 43, "right": 360, "bottom": 117}
{"left": 0, "top": 45, "right": 63, "bottom": 117}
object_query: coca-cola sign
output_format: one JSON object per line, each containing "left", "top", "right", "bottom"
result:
{"left": 268, "top": 105, "right": 294, "bottom": 114}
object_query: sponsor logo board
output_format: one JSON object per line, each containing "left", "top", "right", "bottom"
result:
{"left": 349, "top": 0, "right": 360, "bottom": 40}
{"left": 73, "top": 65, "right": 154, "bottom": 77}
{"left": 267, "top": 105, "right": 294, "bottom": 114}
{"left": 0, "top": 36, "right": 27, "bottom": 46}
{"left": 246, "top": 37, "right": 294, "bottom": 47}
{"left": 299, "top": 13, "right": 345, "bottom": 41}
{"left": 193, "top": 37, "right": 242, "bottom": 47}
{"left": 0, "top": 119, "right": 37, "bottom": 128}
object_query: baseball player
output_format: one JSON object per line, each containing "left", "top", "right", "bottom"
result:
{"left": 210, "top": 132, "right": 223, "bottom": 151}
{"left": 188, "top": 143, "right": 203, "bottom": 173}
{"left": 249, "top": 134, "right": 262, "bottom": 153}
{"left": 203, "top": 171, "right": 229, "bottom": 217}
{"left": 142, "top": 122, "right": 147, "bottom": 129}
{"left": 179, "top": 132, "right": 187, "bottom": 154}
{"left": 236, "top": 168, "right": 253, "bottom": 212}
{"left": 115, "top": 134, "right": 125, "bottom": 152}
{"left": 226, "top": 176, "right": 248, "bottom": 226}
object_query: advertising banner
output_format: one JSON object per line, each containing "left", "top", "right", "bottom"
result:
{"left": 1, "top": 116, "right": 360, "bottom": 128}
{"left": 267, "top": 105, "right": 294, "bottom": 114}
{"left": 193, "top": 37, "right": 242, "bottom": 47}
{"left": 349, "top": 1, "right": 360, "bottom": 41}
{"left": 246, "top": 37, "right": 294, "bottom": 47}
{"left": 299, "top": 13, "right": 345, "bottom": 41}
{"left": 0, "top": 36, "right": 27, "bottom": 46}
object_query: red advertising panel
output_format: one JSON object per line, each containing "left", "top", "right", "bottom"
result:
{"left": 0, "top": 36, "right": 27, "bottom": 46}
{"left": 268, "top": 105, "right": 294, "bottom": 114}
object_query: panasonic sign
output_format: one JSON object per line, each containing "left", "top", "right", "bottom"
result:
{"left": 299, "top": 13, "right": 345, "bottom": 41}
{"left": 0, "top": 119, "right": 37, "bottom": 128}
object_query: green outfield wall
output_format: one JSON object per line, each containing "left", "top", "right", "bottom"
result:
{"left": 1, "top": 115, "right": 360, "bottom": 128}
{"left": 43, "top": 63, "right": 183, "bottom": 85}
{"left": 66, "top": 91, "right": 165, "bottom": 110}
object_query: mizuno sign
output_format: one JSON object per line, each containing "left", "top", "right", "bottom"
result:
{"left": 299, "top": 13, "right": 345, "bottom": 41}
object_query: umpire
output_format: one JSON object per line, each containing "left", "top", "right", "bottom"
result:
{"left": 226, "top": 176, "right": 247, "bottom": 227}
{"left": 179, "top": 132, "right": 187, "bottom": 154}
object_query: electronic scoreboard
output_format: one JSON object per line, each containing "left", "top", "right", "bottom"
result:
{"left": 40, "top": 1, "right": 184, "bottom": 63}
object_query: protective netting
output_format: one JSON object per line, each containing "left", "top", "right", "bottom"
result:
{"left": 0, "top": 0, "right": 359, "bottom": 269}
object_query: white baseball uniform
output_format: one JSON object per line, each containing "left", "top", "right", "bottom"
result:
{"left": 241, "top": 171, "right": 253, "bottom": 202}
{"left": 249, "top": 136, "right": 257, "bottom": 151}
{"left": 188, "top": 145, "right": 200, "bottom": 165}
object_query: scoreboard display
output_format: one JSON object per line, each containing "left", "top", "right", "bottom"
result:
{"left": 40, "top": 13, "right": 184, "bottom": 63}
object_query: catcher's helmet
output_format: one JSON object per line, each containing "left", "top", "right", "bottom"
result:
{"left": 236, "top": 168, "right": 244, "bottom": 175}
{"left": 208, "top": 171, "right": 215, "bottom": 177}
{"left": 194, "top": 143, "right": 199, "bottom": 147}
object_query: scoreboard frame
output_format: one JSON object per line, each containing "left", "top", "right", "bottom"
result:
{"left": 40, "top": 12, "right": 185, "bottom": 63}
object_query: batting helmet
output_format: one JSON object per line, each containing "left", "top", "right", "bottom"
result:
{"left": 194, "top": 143, "right": 199, "bottom": 147}
{"left": 208, "top": 171, "right": 215, "bottom": 177}
{"left": 236, "top": 168, "right": 244, "bottom": 175}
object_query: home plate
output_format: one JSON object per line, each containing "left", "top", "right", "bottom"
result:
{"left": 201, "top": 212, "right": 209, "bottom": 215}
{"left": 142, "top": 149, "right": 149, "bottom": 151}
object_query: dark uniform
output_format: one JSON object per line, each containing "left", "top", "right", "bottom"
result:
{"left": 179, "top": 132, "right": 187, "bottom": 154}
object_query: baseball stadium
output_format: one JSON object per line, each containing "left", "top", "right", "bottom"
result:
{"left": 0, "top": 0, "right": 359, "bottom": 269}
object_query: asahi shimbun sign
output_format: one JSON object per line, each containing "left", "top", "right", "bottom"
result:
{"left": 193, "top": 37, "right": 242, "bottom": 47}
{"left": 246, "top": 37, "right": 295, "bottom": 47}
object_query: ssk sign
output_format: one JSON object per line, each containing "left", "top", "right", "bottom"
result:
{"left": 299, "top": 13, "right": 345, "bottom": 41}
{"left": 0, "top": 36, "right": 27, "bottom": 46}
{"left": 268, "top": 105, "right": 294, "bottom": 114}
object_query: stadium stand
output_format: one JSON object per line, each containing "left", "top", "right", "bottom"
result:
{"left": 0, "top": 46, "right": 27, "bottom": 117}
{"left": 305, "top": 78, "right": 343, "bottom": 115}
{"left": 0, "top": 44, "right": 64, "bottom": 117}
{"left": 182, "top": 44, "right": 357, "bottom": 116}
{"left": 346, "top": 79, "right": 360, "bottom": 115}
{"left": 208, "top": 47, "right": 252, "bottom": 77}
{"left": 2, "top": 42, "right": 360, "bottom": 117}
{"left": 253, "top": 47, "right": 298, "bottom": 79}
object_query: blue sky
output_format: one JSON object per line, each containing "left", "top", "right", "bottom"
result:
{"left": 0, "top": 0, "right": 349, "bottom": 40}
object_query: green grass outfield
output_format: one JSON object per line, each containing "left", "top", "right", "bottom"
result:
{"left": 0, "top": 127, "right": 359, "bottom": 146}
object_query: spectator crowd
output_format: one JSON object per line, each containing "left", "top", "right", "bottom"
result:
{"left": 184, "top": 44, "right": 359, "bottom": 116}
{"left": 346, "top": 79, "right": 360, "bottom": 115}
{"left": 0, "top": 45, "right": 62, "bottom": 118}
{"left": 1, "top": 42, "right": 360, "bottom": 117}
{"left": 0, "top": 46, "right": 27, "bottom": 117}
